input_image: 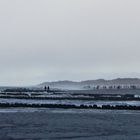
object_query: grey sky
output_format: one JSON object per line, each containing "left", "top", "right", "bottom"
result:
{"left": 0, "top": 0, "right": 140, "bottom": 86}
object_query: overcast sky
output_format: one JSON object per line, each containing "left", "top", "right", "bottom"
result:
{"left": 0, "top": 0, "right": 140, "bottom": 86}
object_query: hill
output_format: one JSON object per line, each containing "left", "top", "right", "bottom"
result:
{"left": 38, "top": 78, "right": 140, "bottom": 90}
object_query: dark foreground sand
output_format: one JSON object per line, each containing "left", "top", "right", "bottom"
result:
{"left": 0, "top": 108, "right": 140, "bottom": 140}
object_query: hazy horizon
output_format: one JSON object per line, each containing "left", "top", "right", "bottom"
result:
{"left": 0, "top": 0, "right": 140, "bottom": 86}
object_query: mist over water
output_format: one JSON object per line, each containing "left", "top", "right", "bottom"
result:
{"left": 0, "top": 1, "right": 140, "bottom": 140}
{"left": 0, "top": 0, "right": 140, "bottom": 86}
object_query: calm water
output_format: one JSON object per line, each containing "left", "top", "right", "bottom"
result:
{"left": 0, "top": 108, "right": 140, "bottom": 140}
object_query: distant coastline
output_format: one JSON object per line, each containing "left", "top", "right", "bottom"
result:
{"left": 38, "top": 78, "right": 140, "bottom": 90}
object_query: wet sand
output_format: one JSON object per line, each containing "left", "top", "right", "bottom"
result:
{"left": 0, "top": 108, "right": 140, "bottom": 140}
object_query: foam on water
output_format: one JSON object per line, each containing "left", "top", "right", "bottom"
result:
{"left": 0, "top": 98, "right": 140, "bottom": 107}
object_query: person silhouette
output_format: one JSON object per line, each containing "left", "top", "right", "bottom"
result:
{"left": 47, "top": 86, "right": 50, "bottom": 92}
{"left": 44, "top": 86, "right": 47, "bottom": 91}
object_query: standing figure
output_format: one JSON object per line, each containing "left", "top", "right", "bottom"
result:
{"left": 47, "top": 86, "right": 50, "bottom": 92}
{"left": 44, "top": 86, "right": 47, "bottom": 91}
